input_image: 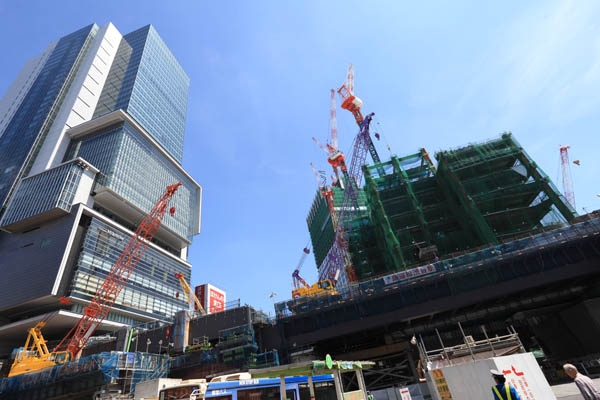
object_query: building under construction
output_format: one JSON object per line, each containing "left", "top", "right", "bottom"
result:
{"left": 2, "top": 131, "right": 599, "bottom": 398}
{"left": 308, "top": 133, "right": 576, "bottom": 281}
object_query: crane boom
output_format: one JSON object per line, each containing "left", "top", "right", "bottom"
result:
{"left": 310, "top": 162, "right": 337, "bottom": 227}
{"left": 330, "top": 89, "right": 339, "bottom": 151}
{"left": 292, "top": 246, "right": 311, "bottom": 289}
{"left": 318, "top": 114, "right": 375, "bottom": 287}
{"left": 175, "top": 273, "right": 206, "bottom": 315}
{"left": 560, "top": 145, "right": 575, "bottom": 209}
{"left": 337, "top": 65, "right": 381, "bottom": 166}
{"left": 54, "top": 182, "right": 182, "bottom": 357}
{"left": 312, "top": 69, "right": 381, "bottom": 288}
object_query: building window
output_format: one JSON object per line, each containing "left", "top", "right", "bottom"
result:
{"left": 95, "top": 229, "right": 111, "bottom": 256}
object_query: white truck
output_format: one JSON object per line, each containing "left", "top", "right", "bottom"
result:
{"left": 134, "top": 378, "right": 208, "bottom": 400}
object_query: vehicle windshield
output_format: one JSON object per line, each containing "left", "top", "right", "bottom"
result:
{"left": 159, "top": 385, "right": 200, "bottom": 400}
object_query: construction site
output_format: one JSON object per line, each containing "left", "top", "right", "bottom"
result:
{"left": 0, "top": 20, "right": 599, "bottom": 400}
{"left": 2, "top": 128, "right": 598, "bottom": 397}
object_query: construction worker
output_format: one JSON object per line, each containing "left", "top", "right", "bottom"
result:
{"left": 490, "top": 369, "right": 521, "bottom": 400}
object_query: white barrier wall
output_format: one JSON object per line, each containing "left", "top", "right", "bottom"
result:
{"left": 427, "top": 352, "right": 556, "bottom": 400}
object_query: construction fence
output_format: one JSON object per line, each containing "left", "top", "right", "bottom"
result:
{"left": 276, "top": 215, "right": 600, "bottom": 318}
{"left": 0, "top": 351, "right": 169, "bottom": 397}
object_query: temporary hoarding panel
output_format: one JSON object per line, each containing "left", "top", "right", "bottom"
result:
{"left": 427, "top": 353, "right": 555, "bottom": 400}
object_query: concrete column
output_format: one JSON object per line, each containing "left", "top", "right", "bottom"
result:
{"left": 356, "top": 369, "right": 368, "bottom": 399}
{"left": 333, "top": 370, "right": 344, "bottom": 400}
{"left": 174, "top": 310, "right": 190, "bottom": 353}
{"left": 407, "top": 350, "right": 418, "bottom": 382}
{"left": 308, "top": 375, "right": 316, "bottom": 400}
{"left": 280, "top": 376, "right": 286, "bottom": 400}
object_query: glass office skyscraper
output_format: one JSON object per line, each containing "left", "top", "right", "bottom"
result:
{"left": 0, "top": 24, "right": 99, "bottom": 212}
{"left": 93, "top": 25, "right": 189, "bottom": 162}
{"left": 0, "top": 23, "right": 201, "bottom": 354}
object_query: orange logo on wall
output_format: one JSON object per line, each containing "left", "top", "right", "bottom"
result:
{"left": 432, "top": 370, "right": 453, "bottom": 400}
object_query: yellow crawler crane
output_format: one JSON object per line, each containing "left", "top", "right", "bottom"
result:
{"left": 9, "top": 322, "right": 71, "bottom": 377}
{"left": 175, "top": 273, "right": 206, "bottom": 315}
{"left": 291, "top": 279, "right": 338, "bottom": 299}
{"left": 291, "top": 246, "right": 339, "bottom": 299}
{"left": 8, "top": 183, "right": 183, "bottom": 377}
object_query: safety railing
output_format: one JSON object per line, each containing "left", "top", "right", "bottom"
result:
{"left": 275, "top": 216, "right": 600, "bottom": 318}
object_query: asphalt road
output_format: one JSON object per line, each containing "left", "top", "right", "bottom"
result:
{"left": 552, "top": 377, "right": 600, "bottom": 400}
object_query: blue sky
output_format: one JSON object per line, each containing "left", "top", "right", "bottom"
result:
{"left": 1, "top": 1, "right": 599, "bottom": 314}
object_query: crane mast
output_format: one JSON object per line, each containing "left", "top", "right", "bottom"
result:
{"left": 54, "top": 182, "right": 182, "bottom": 357}
{"left": 559, "top": 145, "right": 575, "bottom": 209}
{"left": 337, "top": 65, "right": 381, "bottom": 165}
{"left": 310, "top": 162, "right": 337, "bottom": 228}
{"left": 317, "top": 66, "right": 383, "bottom": 288}
{"left": 318, "top": 114, "right": 375, "bottom": 287}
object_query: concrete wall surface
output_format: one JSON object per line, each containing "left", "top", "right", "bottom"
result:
{"left": 372, "top": 383, "right": 429, "bottom": 400}
{"left": 552, "top": 377, "right": 600, "bottom": 400}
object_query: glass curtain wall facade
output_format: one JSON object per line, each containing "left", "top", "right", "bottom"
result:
{"left": 0, "top": 21, "right": 200, "bottom": 338}
{"left": 0, "top": 24, "right": 99, "bottom": 211}
{"left": 65, "top": 121, "right": 200, "bottom": 239}
{"left": 0, "top": 160, "right": 86, "bottom": 227}
{"left": 92, "top": 25, "right": 189, "bottom": 162}
{"left": 69, "top": 217, "right": 189, "bottom": 324}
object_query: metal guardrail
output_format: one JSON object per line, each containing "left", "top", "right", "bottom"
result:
{"left": 275, "top": 216, "right": 600, "bottom": 318}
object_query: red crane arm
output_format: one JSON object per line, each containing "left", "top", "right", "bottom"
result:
{"left": 54, "top": 182, "right": 182, "bottom": 357}
{"left": 291, "top": 246, "right": 311, "bottom": 289}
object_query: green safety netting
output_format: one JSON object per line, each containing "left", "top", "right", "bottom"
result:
{"left": 275, "top": 216, "right": 600, "bottom": 318}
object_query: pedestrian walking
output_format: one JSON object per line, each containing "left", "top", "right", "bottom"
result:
{"left": 490, "top": 369, "right": 522, "bottom": 400}
{"left": 563, "top": 363, "right": 600, "bottom": 400}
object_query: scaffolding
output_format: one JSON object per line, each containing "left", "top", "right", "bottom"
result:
{"left": 170, "top": 323, "right": 279, "bottom": 376}
{"left": 307, "top": 186, "right": 368, "bottom": 269}
{"left": 416, "top": 324, "right": 525, "bottom": 370}
{"left": 218, "top": 324, "right": 258, "bottom": 366}
{"left": 351, "top": 133, "right": 577, "bottom": 280}
{"left": 0, "top": 351, "right": 169, "bottom": 397}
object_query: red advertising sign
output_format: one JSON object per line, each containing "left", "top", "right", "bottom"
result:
{"left": 194, "top": 284, "right": 226, "bottom": 314}
{"left": 208, "top": 288, "right": 225, "bottom": 313}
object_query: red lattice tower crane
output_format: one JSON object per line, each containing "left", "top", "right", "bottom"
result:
{"left": 54, "top": 182, "right": 182, "bottom": 357}
{"left": 559, "top": 145, "right": 575, "bottom": 209}
{"left": 316, "top": 66, "right": 380, "bottom": 288}
{"left": 329, "top": 88, "right": 342, "bottom": 185}
{"left": 337, "top": 65, "right": 381, "bottom": 166}
{"left": 291, "top": 162, "right": 338, "bottom": 291}
{"left": 310, "top": 162, "right": 337, "bottom": 227}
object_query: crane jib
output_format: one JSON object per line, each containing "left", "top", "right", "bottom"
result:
{"left": 52, "top": 183, "right": 182, "bottom": 358}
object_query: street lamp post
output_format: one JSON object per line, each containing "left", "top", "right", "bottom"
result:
{"left": 146, "top": 338, "right": 151, "bottom": 353}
